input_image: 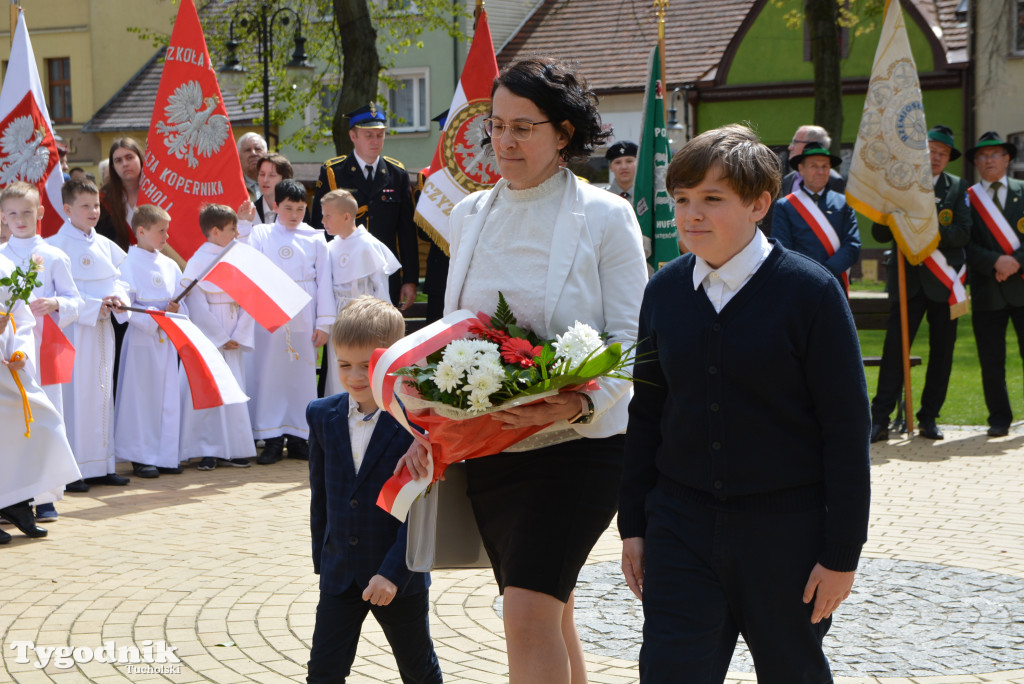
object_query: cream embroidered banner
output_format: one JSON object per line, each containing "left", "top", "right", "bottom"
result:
{"left": 846, "top": 0, "right": 939, "bottom": 265}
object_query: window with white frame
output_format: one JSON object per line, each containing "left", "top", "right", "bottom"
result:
{"left": 387, "top": 69, "right": 429, "bottom": 133}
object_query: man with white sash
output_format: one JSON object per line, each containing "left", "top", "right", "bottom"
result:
{"left": 965, "top": 131, "right": 1024, "bottom": 437}
{"left": 771, "top": 145, "right": 860, "bottom": 294}
{"left": 870, "top": 126, "right": 970, "bottom": 443}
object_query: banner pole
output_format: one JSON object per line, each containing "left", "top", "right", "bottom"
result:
{"left": 10, "top": 3, "right": 18, "bottom": 48}
{"left": 897, "top": 251, "right": 915, "bottom": 435}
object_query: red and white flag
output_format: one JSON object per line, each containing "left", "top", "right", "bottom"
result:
{"left": 139, "top": 0, "right": 248, "bottom": 260}
{"left": 414, "top": 10, "right": 500, "bottom": 252}
{"left": 0, "top": 10, "right": 66, "bottom": 237}
{"left": 201, "top": 241, "right": 312, "bottom": 333}
{"left": 148, "top": 310, "right": 248, "bottom": 410}
{"left": 39, "top": 315, "right": 74, "bottom": 386}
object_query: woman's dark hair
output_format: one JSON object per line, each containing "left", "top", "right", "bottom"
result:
{"left": 258, "top": 153, "right": 294, "bottom": 180}
{"left": 102, "top": 137, "right": 144, "bottom": 248}
{"left": 492, "top": 56, "right": 609, "bottom": 161}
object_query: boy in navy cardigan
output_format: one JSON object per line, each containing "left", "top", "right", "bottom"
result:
{"left": 306, "top": 295, "right": 442, "bottom": 684}
{"left": 619, "top": 125, "right": 871, "bottom": 683}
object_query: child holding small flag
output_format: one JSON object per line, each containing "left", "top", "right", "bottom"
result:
{"left": 238, "top": 180, "right": 333, "bottom": 465}
{"left": 45, "top": 180, "right": 131, "bottom": 492}
{"left": 0, "top": 182, "right": 83, "bottom": 520}
{"left": 306, "top": 295, "right": 442, "bottom": 684}
{"left": 178, "top": 204, "right": 256, "bottom": 470}
{"left": 112, "top": 205, "right": 185, "bottom": 478}
{"left": 320, "top": 188, "right": 400, "bottom": 396}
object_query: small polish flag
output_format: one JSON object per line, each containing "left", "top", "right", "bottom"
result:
{"left": 202, "top": 241, "right": 313, "bottom": 333}
{"left": 40, "top": 315, "right": 74, "bottom": 385}
{"left": 149, "top": 310, "right": 248, "bottom": 410}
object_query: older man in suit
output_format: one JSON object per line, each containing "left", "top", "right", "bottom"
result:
{"left": 966, "top": 132, "right": 1024, "bottom": 437}
{"left": 771, "top": 145, "right": 860, "bottom": 293}
{"left": 870, "top": 125, "right": 971, "bottom": 442}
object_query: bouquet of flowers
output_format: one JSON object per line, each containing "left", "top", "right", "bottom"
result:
{"left": 371, "top": 293, "right": 634, "bottom": 520}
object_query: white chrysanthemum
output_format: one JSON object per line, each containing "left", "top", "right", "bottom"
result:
{"left": 466, "top": 368, "right": 501, "bottom": 396}
{"left": 468, "top": 339, "right": 500, "bottom": 355}
{"left": 443, "top": 340, "right": 477, "bottom": 374}
{"left": 474, "top": 351, "right": 504, "bottom": 375}
{"left": 553, "top": 321, "right": 604, "bottom": 367}
{"left": 433, "top": 361, "right": 463, "bottom": 393}
{"left": 468, "top": 391, "right": 493, "bottom": 412}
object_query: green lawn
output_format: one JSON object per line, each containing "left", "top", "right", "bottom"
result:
{"left": 858, "top": 312, "right": 1024, "bottom": 426}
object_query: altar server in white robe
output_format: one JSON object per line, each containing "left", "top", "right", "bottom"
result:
{"left": 0, "top": 182, "right": 83, "bottom": 417}
{"left": 319, "top": 188, "right": 400, "bottom": 396}
{"left": 179, "top": 204, "right": 257, "bottom": 471}
{"left": 112, "top": 206, "right": 184, "bottom": 478}
{"left": 45, "top": 180, "right": 130, "bottom": 491}
{"left": 237, "top": 180, "right": 333, "bottom": 464}
{"left": 0, "top": 254, "right": 81, "bottom": 542}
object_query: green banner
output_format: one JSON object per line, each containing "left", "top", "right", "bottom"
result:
{"left": 634, "top": 44, "right": 679, "bottom": 272}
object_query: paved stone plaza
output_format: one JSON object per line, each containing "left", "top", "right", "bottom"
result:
{"left": 1, "top": 426, "right": 1023, "bottom": 683}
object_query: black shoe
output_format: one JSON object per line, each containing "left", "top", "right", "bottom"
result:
{"left": 988, "top": 425, "right": 1010, "bottom": 437}
{"left": 156, "top": 466, "right": 184, "bottom": 474}
{"left": 257, "top": 437, "right": 284, "bottom": 465}
{"left": 0, "top": 501, "right": 48, "bottom": 538}
{"left": 132, "top": 463, "right": 160, "bottom": 478}
{"left": 196, "top": 457, "right": 217, "bottom": 471}
{"left": 285, "top": 436, "right": 309, "bottom": 461}
{"left": 917, "top": 417, "right": 943, "bottom": 440}
{"left": 65, "top": 479, "right": 89, "bottom": 493}
{"left": 84, "top": 473, "right": 131, "bottom": 486}
{"left": 0, "top": 528, "right": 10, "bottom": 544}
{"left": 870, "top": 422, "right": 889, "bottom": 443}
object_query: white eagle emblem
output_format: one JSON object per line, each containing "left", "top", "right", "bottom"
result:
{"left": 156, "top": 81, "right": 230, "bottom": 169}
{"left": 0, "top": 115, "right": 50, "bottom": 184}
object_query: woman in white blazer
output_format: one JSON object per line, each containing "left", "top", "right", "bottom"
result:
{"left": 403, "top": 56, "right": 648, "bottom": 684}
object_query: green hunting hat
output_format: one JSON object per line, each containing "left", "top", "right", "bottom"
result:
{"left": 790, "top": 145, "right": 843, "bottom": 171}
{"left": 927, "top": 125, "right": 961, "bottom": 161}
{"left": 967, "top": 131, "right": 1017, "bottom": 162}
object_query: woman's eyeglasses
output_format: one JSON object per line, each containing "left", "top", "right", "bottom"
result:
{"left": 483, "top": 118, "right": 552, "bottom": 142}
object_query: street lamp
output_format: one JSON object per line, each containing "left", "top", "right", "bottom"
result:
{"left": 667, "top": 88, "right": 686, "bottom": 151}
{"left": 219, "top": 1, "right": 313, "bottom": 147}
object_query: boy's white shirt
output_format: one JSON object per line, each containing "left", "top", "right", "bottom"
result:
{"left": 45, "top": 221, "right": 130, "bottom": 326}
{"left": 1, "top": 235, "right": 83, "bottom": 329}
{"left": 328, "top": 226, "right": 400, "bottom": 308}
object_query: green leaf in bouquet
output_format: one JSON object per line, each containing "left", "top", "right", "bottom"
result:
{"left": 572, "top": 343, "right": 623, "bottom": 378}
{"left": 493, "top": 291, "right": 517, "bottom": 330}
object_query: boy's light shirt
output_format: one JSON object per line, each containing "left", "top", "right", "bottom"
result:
{"left": 347, "top": 394, "right": 380, "bottom": 474}
{"left": 692, "top": 230, "right": 773, "bottom": 313}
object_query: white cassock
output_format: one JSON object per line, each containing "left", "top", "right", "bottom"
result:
{"left": 0, "top": 257, "right": 81, "bottom": 509}
{"left": 1, "top": 235, "right": 83, "bottom": 415}
{"left": 113, "top": 247, "right": 183, "bottom": 469}
{"left": 178, "top": 241, "right": 257, "bottom": 461}
{"left": 45, "top": 222, "right": 129, "bottom": 479}
{"left": 324, "top": 227, "right": 401, "bottom": 396}
{"left": 238, "top": 220, "right": 333, "bottom": 439}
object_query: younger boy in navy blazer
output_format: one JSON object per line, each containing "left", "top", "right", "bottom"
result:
{"left": 306, "top": 295, "right": 442, "bottom": 684}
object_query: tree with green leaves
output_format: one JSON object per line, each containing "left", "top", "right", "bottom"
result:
{"left": 137, "top": 0, "right": 468, "bottom": 155}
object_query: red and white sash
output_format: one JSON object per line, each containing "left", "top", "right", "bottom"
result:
{"left": 921, "top": 249, "right": 968, "bottom": 315}
{"left": 786, "top": 190, "right": 849, "bottom": 294}
{"left": 968, "top": 183, "right": 1018, "bottom": 253}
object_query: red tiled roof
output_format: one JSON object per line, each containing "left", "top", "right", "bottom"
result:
{"left": 498, "top": 0, "right": 966, "bottom": 93}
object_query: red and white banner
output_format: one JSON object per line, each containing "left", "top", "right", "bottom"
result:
{"left": 39, "top": 315, "right": 74, "bottom": 385}
{"left": 139, "top": 0, "right": 248, "bottom": 260}
{"left": 969, "top": 183, "right": 1019, "bottom": 254}
{"left": 414, "top": 10, "right": 500, "bottom": 252}
{"left": 787, "top": 189, "right": 850, "bottom": 294}
{"left": 201, "top": 241, "right": 312, "bottom": 333}
{"left": 148, "top": 310, "right": 247, "bottom": 410}
{"left": 0, "top": 10, "right": 66, "bottom": 237}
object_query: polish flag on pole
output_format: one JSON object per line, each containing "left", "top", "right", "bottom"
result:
{"left": 139, "top": 0, "right": 249, "bottom": 260}
{"left": 147, "top": 310, "right": 248, "bottom": 410}
{"left": 0, "top": 10, "right": 67, "bottom": 237}
{"left": 201, "top": 241, "right": 312, "bottom": 333}
{"left": 413, "top": 10, "right": 500, "bottom": 252}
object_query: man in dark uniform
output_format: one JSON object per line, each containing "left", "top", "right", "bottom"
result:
{"left": 311, "top": 103, "right": 419, "bottom": 309}
{"left": 965, "top": 131, "right": 1024, "bottom": 437}
{"left": 870, "top": 125, "right": 971, "bottom": 443}
{"left": 605, "top": 141, "right": 638, "bottom": 202}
